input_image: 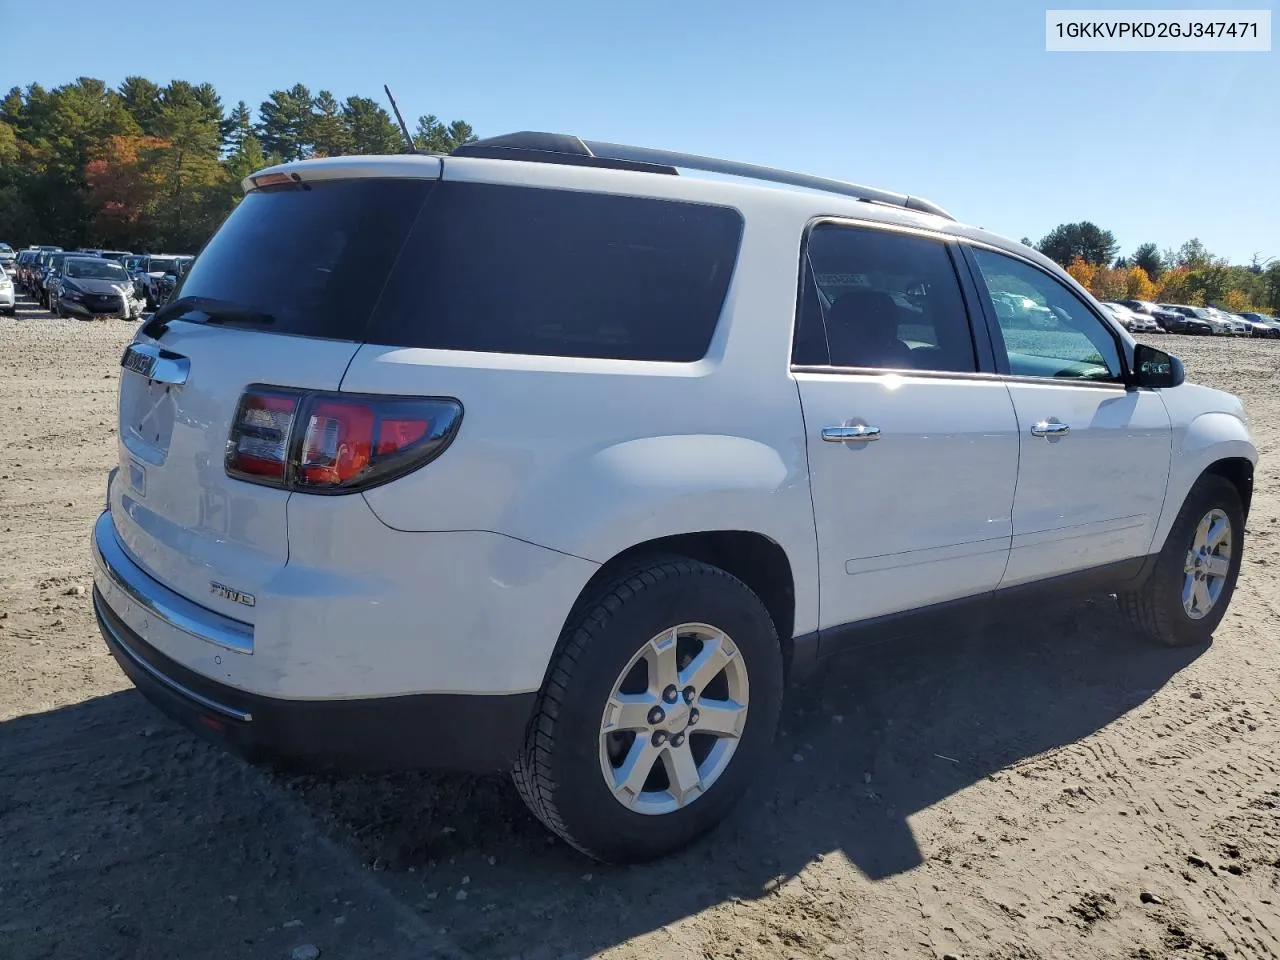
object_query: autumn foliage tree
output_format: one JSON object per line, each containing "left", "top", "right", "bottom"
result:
{"left": 1039, "top": 226, "right": 1273, "bottom": 312}
{"left": 85, "top": 135, "right": 166, "bottom": 247}
{"left": 0, "top": 76, "right": 476, "bottom": 253}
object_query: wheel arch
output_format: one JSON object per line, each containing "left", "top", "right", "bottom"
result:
{"left": 1151, "top": 445, "right": 1257, "bottom": 556}
{"left": 1203, "top": 456, "right": 1254, "bottom": 521}
{"left": 559, "top": 530, "right": 799, "bottom": 674}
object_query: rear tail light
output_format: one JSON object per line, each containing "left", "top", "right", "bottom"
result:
{"left": 226, "top": 386, "right": 463, "bottom": 494}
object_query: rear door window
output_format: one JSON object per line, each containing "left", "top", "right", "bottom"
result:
{"left": 793, "top": 222, "right": 979, "bottom": 373}
{"left": 366, "top": 182, "right": 744, "bottom": 361}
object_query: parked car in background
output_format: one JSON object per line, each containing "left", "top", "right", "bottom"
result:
{"left": 51, "top": 256, "right": 143, "bottom": 320}
{"left": 1233, "top": 314, "right": 1278, "bottom": 338}
{"left": 20, "top": 250, "right": 46, "bottom": 293}
{"left": 151, "top": 257, "right": 193, "bottom": 309}
{"left": 1101, "top": 302, "right": 1161, "bottom": 334}
{"left": 0, "top": 243, "right": 16, "bottom": 277}
{"left": 1163, "top": 304, "right": 1229, "bottom": 335}
{"left": 1204, "top": 307, "right": 1249, "bottom": 336}
{"left": 33, "top": 251, "right": 58, "bottom": 294}
{"left": 0, "top": 267, "right": 15, "bottom": 315}
{"left": 1239, "top": 312, "right": 1280, "bottom": 336}
{"left": 130, "top": 254, "right": 193, "bottom": 308}
{"left": 17, "top": 250, "right": 46, "bottom": 292}
{"left": 36, "top": 251, "right": 75, "bottom": 308}
{"left": 1119, "top": 299, "right": 1182, "bottom": 331}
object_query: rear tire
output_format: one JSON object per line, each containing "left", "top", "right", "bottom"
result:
{"left": 1119, "top": 474, "right": 1244, "bottom": 647}
{"left": 513, "top": 557, "right": 784, "bottom": 864}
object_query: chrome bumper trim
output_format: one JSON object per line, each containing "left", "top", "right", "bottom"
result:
{"left": 94, "top": 590, "right": 252, "bottom": 722}
{"left": 91, "top": 510, "right": 254, "bottom": 654}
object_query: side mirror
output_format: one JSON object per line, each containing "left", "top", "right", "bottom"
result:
{"left": 1133, "top": 342, "right": 1184, "bottom": 389}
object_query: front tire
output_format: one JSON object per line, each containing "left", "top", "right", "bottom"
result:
{"left": 513, "top": 557, "right": 784, "bottom": 864}
{"left": 1120, "top": 475, "right": 1244, "bottom": 647}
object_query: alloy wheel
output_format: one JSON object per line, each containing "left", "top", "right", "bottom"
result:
{"left": 598, "top": 623, "right": 749, "bottom": 816}
{"left": 1182, "top": 507, "right": 1232, "bottom": 620}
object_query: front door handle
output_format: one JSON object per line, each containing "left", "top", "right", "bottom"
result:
{"left": 1030, "top": 419, "right": 1070, "bottom": 438}
{"left": 822, "top": 424, "right": 881, "bottom": 443}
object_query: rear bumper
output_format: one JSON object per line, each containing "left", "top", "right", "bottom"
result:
{"left": 92, "top": 512, "right": 536, "bottom": 773}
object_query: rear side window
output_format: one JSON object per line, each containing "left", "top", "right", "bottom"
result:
{"left": 366, "top": 182, "right": 743, "bottom": 361}
{"left": 794, "top": 223, "right": 977, "bottom": 373}
{"left": 174, "top": 178, "right": 434, "bottom": 340}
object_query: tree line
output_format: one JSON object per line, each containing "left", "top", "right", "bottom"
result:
{"left": 0, "top": 77, "right": 477, "bottom": 253}
{"left": 3, "top": 81, "right": 1274, "bottom": 313}
{"left": 1022, "top": 221, "right": 1280, "bottom": 313}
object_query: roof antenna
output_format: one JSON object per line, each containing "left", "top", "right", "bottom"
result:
{"left": 383, "top": 84, "right": 417, "bottom": 154}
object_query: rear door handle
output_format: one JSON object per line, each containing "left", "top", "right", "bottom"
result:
{"left": 822, "top": 424, "right": 881, "bottom": 443}
{"left": 1030, "top": 420, "right": 1070, "bottom": 438}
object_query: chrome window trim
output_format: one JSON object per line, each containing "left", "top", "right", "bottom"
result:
{"left": 790, "top": 364, "right": 1129, "bottom": 390}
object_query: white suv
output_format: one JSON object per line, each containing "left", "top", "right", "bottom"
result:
{"left": 92, "top": 132, "right": 1257, "bottom": 864}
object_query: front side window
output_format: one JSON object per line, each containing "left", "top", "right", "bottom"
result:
{"left": 971, "top": 247, "right": 1123, "bottom": 382}
{"left": 794, "top": 223, "right": 977, "bottom": 373}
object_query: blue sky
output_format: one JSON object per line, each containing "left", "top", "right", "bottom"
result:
{"left": 4, "top": 0, "right": 1276, "bottom": 263}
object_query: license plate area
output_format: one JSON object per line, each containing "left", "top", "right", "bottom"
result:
{"left": 122, "top": 374, "right": 178, "bottom": 459}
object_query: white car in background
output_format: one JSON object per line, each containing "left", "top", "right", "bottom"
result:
{"left": 0, "top": 268, "right": 15, "bottom": 315}
{"left": 1205, "top": 308, "right": 1249, "bottom": 336}
{"left": 1101, "top": 302, "right": 1161, "bottom": 334}
{"left": 0, "top": 242, "right": 16, "bottom": 280}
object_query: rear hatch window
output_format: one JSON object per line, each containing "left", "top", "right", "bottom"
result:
{"left": 170, "top": 178, "right": 434, "bottom": 341}
{"left": 167, "top": 176, "right": 743, "bottom": 362}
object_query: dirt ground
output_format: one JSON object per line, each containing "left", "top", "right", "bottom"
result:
{"left": 2, "top": 290, "right": 1277, "bottom": 960}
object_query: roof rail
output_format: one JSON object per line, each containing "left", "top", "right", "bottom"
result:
{"left": 450, "top": 132, "right": 954, "bottom": 220}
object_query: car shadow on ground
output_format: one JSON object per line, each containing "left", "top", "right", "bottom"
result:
{"left": 0, "top": 687, "right": 469, "bottom": 960}
{"left": 280, "top": 595, "right": 1205, "bottom": 959}
{"left": 0, "top": 596, "right": 1204, "bottom": 959}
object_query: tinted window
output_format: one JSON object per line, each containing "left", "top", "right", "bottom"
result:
{"left": 794, "top": 223, "right": 976, "bottom": 372}
{"left": 366, "top": 182, "right": 743, "bottom": 361}
{"left": 971, "top": 248, "right": 1122, "bottom": 381}
{"left": 173, "top": 178, "right": 434, "bottom": 340}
